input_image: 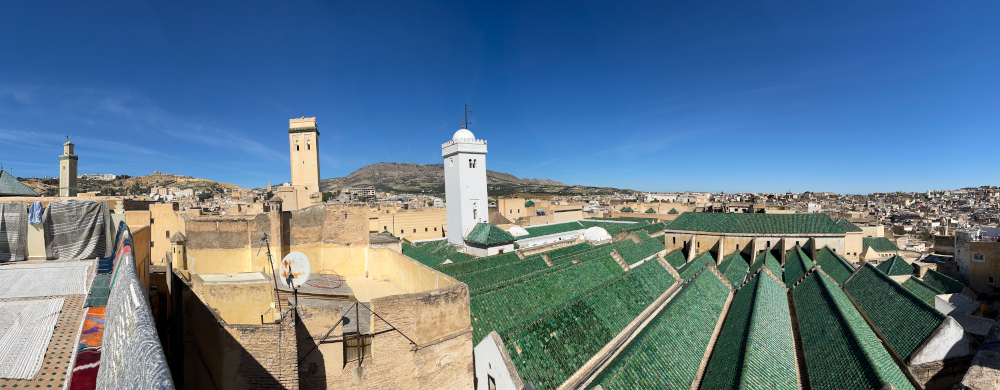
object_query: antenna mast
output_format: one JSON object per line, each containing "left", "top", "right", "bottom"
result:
{"left": 463, "top": 104, "right": 475, "bottom": 129}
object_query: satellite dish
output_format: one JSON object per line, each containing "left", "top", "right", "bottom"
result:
{"left": 280, "top": 252, "right": 311, "bottom": 289}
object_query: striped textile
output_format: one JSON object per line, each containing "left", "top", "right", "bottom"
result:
{"left": 42, "top": 200, "right": 112, "bottom": 260}
{"left": 0, "top": 262, "right": 91, "bottom": 298}
{"left": 68, "top": 307, "right": 106, "bottom": 390}
{"left": 0, "top": 201, "right": 28, "bottom": 262}
{"left": 0, "top": 298, "right": 66, "bottom": 379}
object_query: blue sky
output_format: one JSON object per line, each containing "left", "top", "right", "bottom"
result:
{"left": 1, "top": 1, "right": 997, "bottom": 194}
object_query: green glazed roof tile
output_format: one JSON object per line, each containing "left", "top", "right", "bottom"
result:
{"left": 863, "top": 237, "right": 900, "bottom": 252}
{"left": 813, "top": 246, "right": 856, "bottom": 285}
{"left": 902, "top": 277, "right": 943, "bottom": 305}
{"left": 836, "top": 218, "right": 865, "bottom": 233}
{"left": 0, "top": 169, "right": 39, "bottom": 196}
{"left": 718, "top": 252, "right": 750, "bottom": 287}
{"left": 465, "top": 223, "right": 517, "bottom": 245}
{"left": 845, "top": 263, "right": 946, "bottom": 361}
{"left": 793, "top": 271, "right": 915, "bottom": 390}
{"left": 700, "top": 273, "right": 797, "bottom": 390}
{"left": 923, "top": 269, "right": 966, "bottom": 294}
{"left": 783, "top": 246, "right": 815, "bottom": 288}
{"left": 876, "top": 255, "right": 913, "bottom": 276}
{"left": 591, "top": 269, "right": 730, "bottom": 390}
{"left": 666, "top": 213, "right": 847, "bottom": 235}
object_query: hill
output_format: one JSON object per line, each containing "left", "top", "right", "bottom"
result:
{"left": 319, "top": 162, "right": 630, "bottom": 197}
{"left": 20, "top": 173, "right": 244, "bottom": 196}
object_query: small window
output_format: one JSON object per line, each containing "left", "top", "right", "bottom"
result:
{"left": 150, "top": 241, "right": 154, "bottom": 248}
{"left": 736, "top": 244, "right": 740, "bottom": 250}
{"left": 166, "top": 231, "right": 170, "bottom": 239}
{"left": 344, "top": 335, "right": 373, "bottom": 364}
{"left": 413, "top": 229, "right": 416, "bottom": 233}
{"left": 434, "top": 227, "right": 437, "bottom": 231}
{"left": 990, "top": 277, "right": 995, "bottom": 285}
{"left": 307, "top": 144, "right": 310, "bottom": 150}
{"left": 296, "top": 145, "right": 300, "bottom": 151}
{"left": 974, "top": 253, "right": 986, "bottom": 262}
{"left": 401, "top": 229, "right": 404, "bottom": 234}
{"left": 697, "top": 242, "right": 700, "bottom": 249}
{"left": 425, "top": 228, "right": 428, "bottom": 232}
{"left": 672, "top": 237, "right": 676, "bottom": 245}
{"left": 795, "top": 241, "right": 800, "bottom": 246}
{"left": 384, "top": 226, "right": 387, "bottom": 230}
{"left": 766, "top": 241, "right": 770, "bottom": 247}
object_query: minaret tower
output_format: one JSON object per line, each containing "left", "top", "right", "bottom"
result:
{"left": 60, "top": 136, "right": 78, "bottom": 197}
{"left": 288, "top": 117, "right": 320, "bottom": 209}
{"left": 442, "top": 128, "right": 488, "bottom": 245}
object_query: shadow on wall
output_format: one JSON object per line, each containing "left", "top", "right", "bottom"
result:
{"left": 169, "top": 270, "right": 302, "bottom": 390}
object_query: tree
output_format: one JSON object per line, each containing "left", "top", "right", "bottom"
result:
{"left": 322, "top": 192, "right": 335, "bottom": 202}
{"left": 919, "top": 229, "right": 935, "bottom": 242}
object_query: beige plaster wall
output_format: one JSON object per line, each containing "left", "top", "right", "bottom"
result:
{"left": 968, "top": 241, "right": 1000, "bottom": 296}
{"left": 373, "top": 208, "right": 447, "bottom": 241}
{"left": 367, "top": 248, "right": 460, "bottom": 294}
{"left": 845, "top": 232, "right": 863, "bottom": 259}
{"left": 193, "top": 273, "right": 275, "bottom": 325}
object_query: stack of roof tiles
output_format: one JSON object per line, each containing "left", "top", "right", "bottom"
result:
{"left": 793, "top": 271, "right": 915, "bottom": 390}
{"left": 700, "top": 272, "right": 798, "bottom": 390}
{"left": 589, "top": 268, "right": 730, "bottom": 389}
{"left": 844, "top": 263, "right": 946, "bottom": 363}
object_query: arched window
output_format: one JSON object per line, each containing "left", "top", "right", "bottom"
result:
{"left": 974, "top": 252, "right": 986, "bottom": 262}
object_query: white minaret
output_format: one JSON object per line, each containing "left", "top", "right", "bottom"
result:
{"left": 443, "top": 128, "right": 488, "bottom": 245}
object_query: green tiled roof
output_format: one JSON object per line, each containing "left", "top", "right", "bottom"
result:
{"left": 591, "top": 269, "right": 730, "bottom": 390}
{"left": 664, "top": 249, "right": 687, "bottom": 268}
{"left": 750, "top": 251, "right": 782, "bottom": 281}
{"left": 436, "top": 251, "right": 521, "bottom": 277}
{"left": 525, "top": 200, "right": 535, "bottom": 207}
{"left": 456, "top": 255, "right": 550, "bottom": 292}
{"left": 521, "top": 221, "right": 585, "bottom": 239}
{"left": 505, "top": 260, "right": 676, "bottom": 390}
{"left": 666, "top": 213, "right": 847, "bottom": 235}
{"left": 465, "top": 223, "right": 516, "bottom": 245}
{"left": 469, "top": 256, "right": 625, "bottom": 342}
{"left": 644, "top": 208, "right": 656, "bottom": 213}
{"left": 620, "top": 206, "right": 635, "bottom": 213}
{"left": 402, "top": 243, "right": 445, "bottom": 267}
{"left": 923, "top": 269, "right": 966, "bottom": 294}
{"left": 700, "top": 273, "right": 797, "bottom": 390}
{"left": 418, "top": 239, "right": 477, "bottom": 262}
{"left": 876, "top": 255, "right": 913, "bottom": 276}
{"left": 902, "top": 277, "right": 943, "bottom": 305}
{"left": 678, "top": 251, "right": 715, "bottom": 281}
{"left": 668, "top": 208, "right": 679, "bottom": 214}
{"left": 863, "top": 237, "right": 900, "bottom": 253}
{"left": 793, "top": 271, "right": 915, "bottom": 390}
{"left": 784, "top": 246, "right": 815, "bottom": 288}
{"left": 616, "top": 238, "right": 664, "bottom": 264}
{"left": 836, "top": 218, "right": 864, "bottom": 233}
{"left": 813, "top": 246, "right": 856, "bottom": 285}
{"left": 0, "top": 169, "right": 39, "bottom": 196}
{"left": 717, "top": 252, "right": 750, "bottom": 287}
{"left": 845, "top": 264, "right": 946, "bottom": 361}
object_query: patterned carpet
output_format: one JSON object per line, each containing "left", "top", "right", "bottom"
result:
{"left": 68, "top": 307, "right": 105, "bottom": 390}
{"left": 0, "top": 295, "right": 85, "bottom": 388}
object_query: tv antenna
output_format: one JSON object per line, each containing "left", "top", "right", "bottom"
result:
{"left": 463, "top": 104, "right": 475, "bottom": 129}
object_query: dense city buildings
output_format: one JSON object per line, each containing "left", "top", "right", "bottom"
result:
{"left": 3, "top": 117, "right": 1000, "bottom": 390}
